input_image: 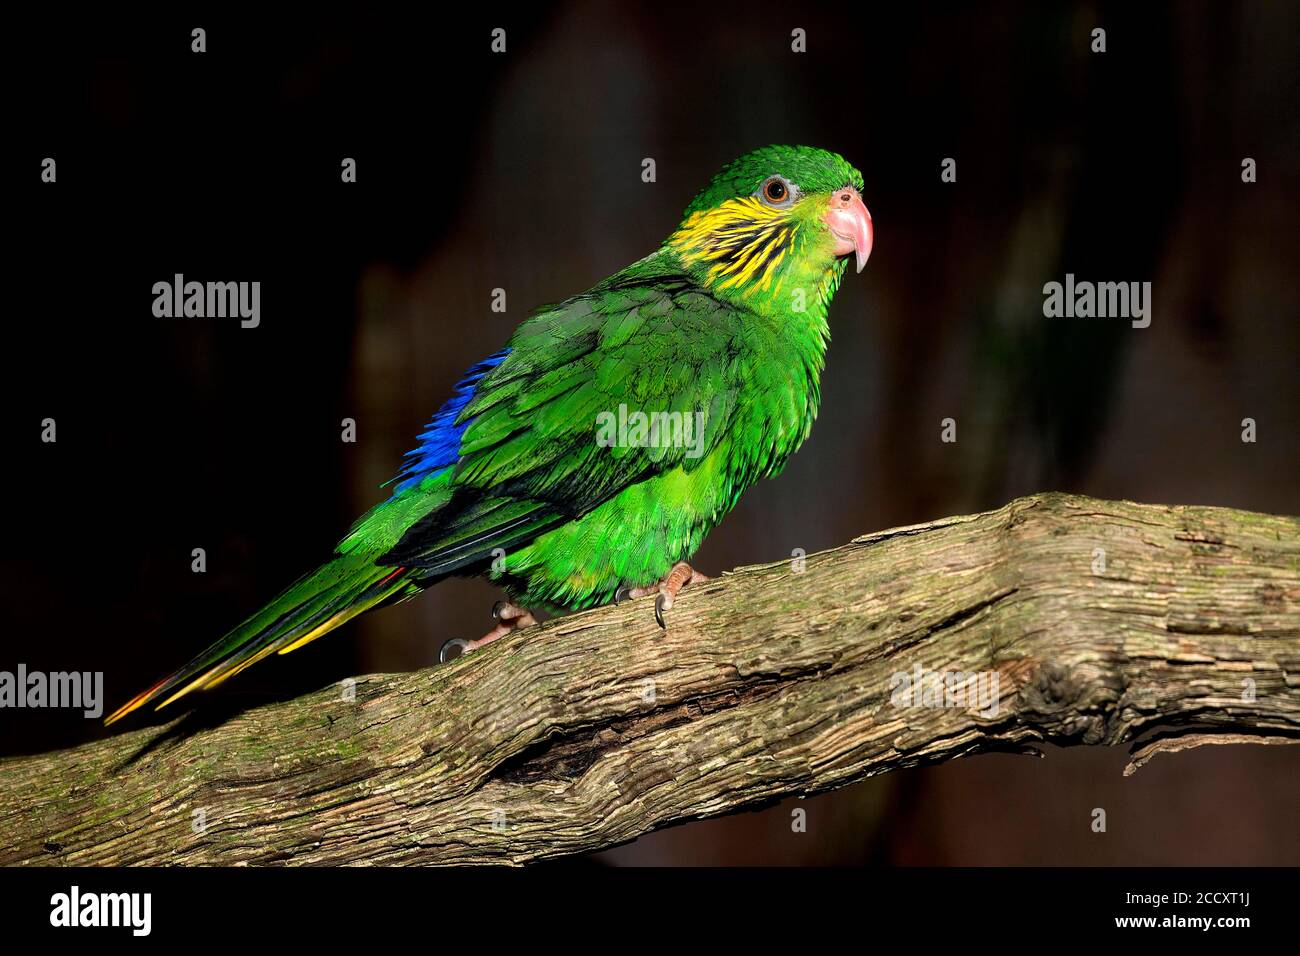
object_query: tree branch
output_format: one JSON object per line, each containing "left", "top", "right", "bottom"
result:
{"left": 2, "top": 493, "right": 1298, "bottom": 865}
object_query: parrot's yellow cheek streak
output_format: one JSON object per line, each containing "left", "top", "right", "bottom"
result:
{"left": 668, "top": 195, "right": 841, "bottom": 312}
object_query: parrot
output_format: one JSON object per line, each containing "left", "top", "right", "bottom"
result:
{"left": 104, "top": 144, "right": 873, "bottom": 726}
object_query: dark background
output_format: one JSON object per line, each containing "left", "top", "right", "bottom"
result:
{"left": 5, "top": 2, "right": 1298, "bottom": 864}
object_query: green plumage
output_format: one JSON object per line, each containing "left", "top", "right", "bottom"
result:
{"left": 106, "top": 145, "right": 866, "bottom": 724}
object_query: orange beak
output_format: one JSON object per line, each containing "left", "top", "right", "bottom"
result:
{"left": 824, "top": 187, "right": 873, "bottom": 273}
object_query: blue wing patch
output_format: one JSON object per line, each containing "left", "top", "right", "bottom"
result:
{"left": 388, "top": 348, "right": 511, "bottom": 494}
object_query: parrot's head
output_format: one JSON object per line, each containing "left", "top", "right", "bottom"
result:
{"left": 667, "top": 145, "right": 872, "bottom": 315}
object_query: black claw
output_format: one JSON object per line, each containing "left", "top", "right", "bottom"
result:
{"left": 439, "top": 638, "right": 470, "bottom": 664}
{"left": 654, "top": 594, "right": 667, "bottom": 629}
{"left": 491, "top": 600, "right": 507, "bottom": 621}
{"left": 615, "top": 585, "right": 633, "bottom": 605}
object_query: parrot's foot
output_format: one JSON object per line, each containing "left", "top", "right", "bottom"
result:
{"left": 439, "top": 602, "right": 538, "bottom": 663}
{"left": 616, "top": 562, "right": 710, "bottom": 629}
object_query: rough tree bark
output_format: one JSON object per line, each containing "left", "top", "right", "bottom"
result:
{"left": 1, "top": 493, "right": 1297, "bottom": 866}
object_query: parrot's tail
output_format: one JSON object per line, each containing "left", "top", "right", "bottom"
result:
{"left": 103, "top": 555, "right": 413, "bottom": 726}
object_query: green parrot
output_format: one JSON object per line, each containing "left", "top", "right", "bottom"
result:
{"left": 105, "top": 144, "right": 873, "bottom": 726}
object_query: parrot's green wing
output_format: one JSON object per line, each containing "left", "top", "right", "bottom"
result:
{"left": 379, "top": 255, "right": 743, "bottom": 574}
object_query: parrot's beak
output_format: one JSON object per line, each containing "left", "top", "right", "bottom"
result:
{"left": 824, "top": 188, "right": 873, "bottom": 273}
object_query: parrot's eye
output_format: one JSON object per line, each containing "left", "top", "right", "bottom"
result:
{"left": 759, "top": 176, "right": 794, "bottom": 207}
